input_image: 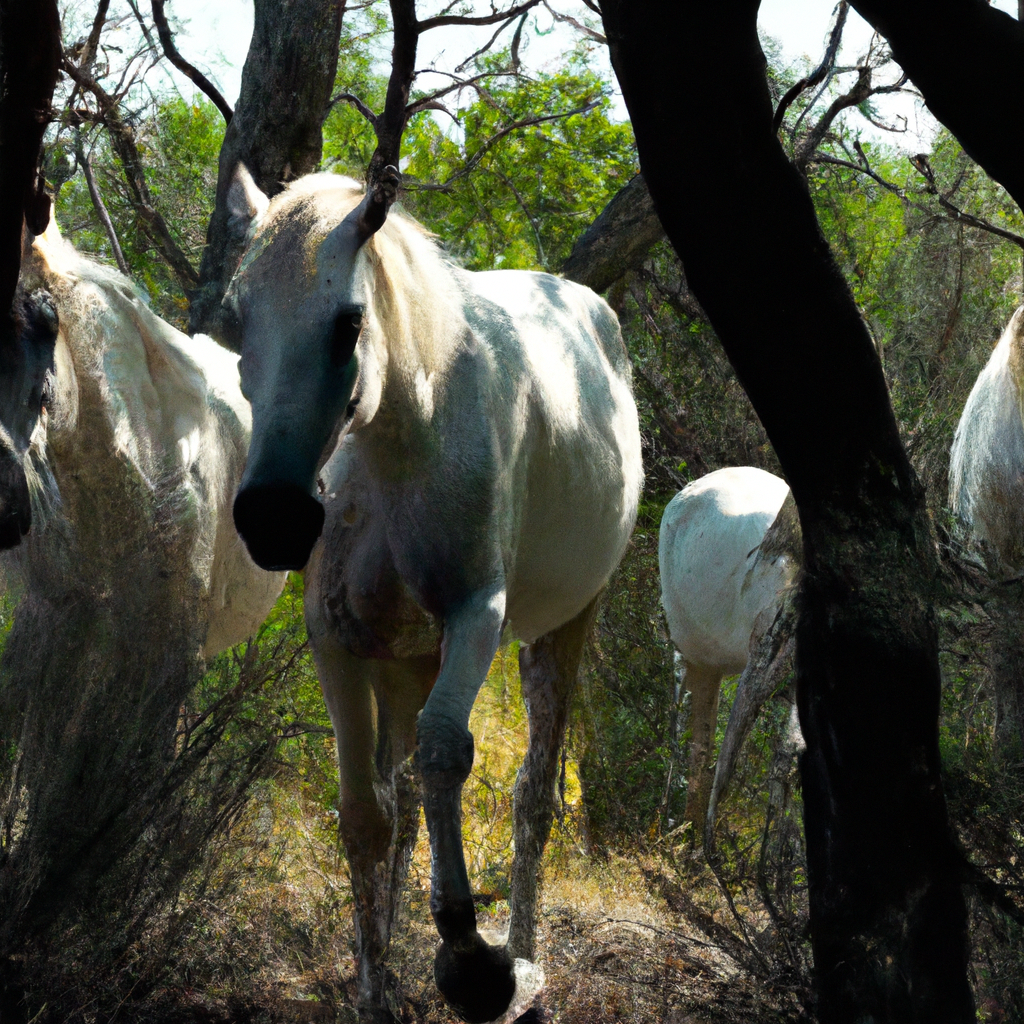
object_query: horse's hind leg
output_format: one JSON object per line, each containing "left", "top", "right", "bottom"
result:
{"left": 509, "top": 594, "right": 601, "bottom": 961}
{"left": 312, "top": 630, "right": 436, "bottom": 1021}
{"left": 681, "top": 662, "right": 724, "bottom": 837}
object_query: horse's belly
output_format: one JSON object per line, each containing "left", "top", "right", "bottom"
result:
{"left": 505, "top": 491, "right": 636, "bottom": 643}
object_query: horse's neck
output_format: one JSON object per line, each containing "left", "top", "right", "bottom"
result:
{"left": 368, "top": 263, "right": 468, "bottom": 437}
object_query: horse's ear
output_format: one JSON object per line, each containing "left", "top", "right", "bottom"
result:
{"left": 355, "top": 165, "right": 401, "bottom": 243}
{"left": 227, "top": 163, "right": 270, "bottom": 241}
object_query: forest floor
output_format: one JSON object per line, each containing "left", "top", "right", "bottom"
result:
{"left": 148, "top": 836, "right": 810, "bottom": 1024}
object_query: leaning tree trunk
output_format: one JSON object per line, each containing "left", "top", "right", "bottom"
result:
{"left": 601, "top": 3, "right": 973, "bottom": 1021}
{"left": 0, "top": 0, "right": 61, "bottom": 315}
{"left": 189, "top": 0, "right": 345, "bottom": 346}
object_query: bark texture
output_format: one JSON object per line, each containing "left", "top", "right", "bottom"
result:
{"left": 561, "top": 173, "right": 664, "bottom": 292}
{"left": 189, "top": 0, "right": 345, "bottom": 345}
{"left": 601, "top": 3, "right": 972, "bottom": 1021}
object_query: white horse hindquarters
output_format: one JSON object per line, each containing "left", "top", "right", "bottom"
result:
{"left": 950, "top": 310, "right": 1024, "bottom": 569}
{"left": 660, "top": 467, "right": 789, "bottom": 674}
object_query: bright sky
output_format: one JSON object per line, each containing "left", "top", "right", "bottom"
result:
{"left": 158, "top": 0, "right": 1020, "bottom": 153}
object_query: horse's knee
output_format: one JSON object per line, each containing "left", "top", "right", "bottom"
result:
{"left": 416, "top": 714, "right": 474, "bottom": 789}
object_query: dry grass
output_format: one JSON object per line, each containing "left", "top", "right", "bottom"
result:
{"left": 98, "top": 648, "right": 809, "bottom": 1024}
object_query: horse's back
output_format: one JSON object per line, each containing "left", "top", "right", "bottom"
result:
{"left": 660, "top": 466, "right": 789, "bottom": 674}
{"left": 950, "top": 307, "right": 1024, "bottom": 570}
{"left": 463, "top": 270, "right": 642, "bottom": 641}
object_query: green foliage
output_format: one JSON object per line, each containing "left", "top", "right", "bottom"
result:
{"left": 400, "top": 57, "right": 636, "bottom": 273}
{"left": 53, "top": 97, "right": 224, "bottom": 328}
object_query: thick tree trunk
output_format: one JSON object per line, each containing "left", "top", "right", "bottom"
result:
{"left": 601, "top": 3, "right": 973, "bottom": 1021}
{"left": 0, "top": 0, "right": 61, "bottom": 315}
{"left": 189, "top": 0, "right": 345, "bottom": 345}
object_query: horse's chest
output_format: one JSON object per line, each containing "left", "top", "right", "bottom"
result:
{"left": 309, "top": 491, "right": 441, "bottom": 661}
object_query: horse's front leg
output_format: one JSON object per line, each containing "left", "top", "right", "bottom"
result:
{"left": 310, "top": 625, "right": 433, "bottom": 1022}
{"left": 416, "top": 590, "right": 517, "bottom": 1024}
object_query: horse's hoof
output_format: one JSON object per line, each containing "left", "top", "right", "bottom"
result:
{"left": 434, "top": 935, "right": 515, "bottom": 1023}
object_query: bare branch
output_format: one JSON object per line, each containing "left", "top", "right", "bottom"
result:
{"left": 404, "top": 70, "right": 510, "bottom": 117}
{"left": 809, "top": 150, "right": 1024, "bottom": 250}
{"left": 150, "top": 0, "right": 234, "bottom": 123}
{"left": 75, "top": 132, "right": 130, "bottom": 275}
{"left": 452, "top": 16, "right": 518, "bottom": 73}
{"left": 417, "top": 0, "right": 543, "bottom": 33}
{"left": 910, "top": 152, "right": 1024, "bottom": 250}
{"left": 62, "top": 54, "right": 199, "bottom": 290}
{"left": 541, "top": 1, "right": 606, "bottom": 44}
{"left": 82, "top": 0, "right": 112, "bottom": 70}
{"left": 774, "top": 1, "right": 848, "bottom": 132}
{"left": 793, "top": 65, "right": 873, "bottom": 171}
{"left": 405, "top": 101, "right": 598, "bottom": 192}
{"left": 330, "top": 91, "right": 378, "bottom": 125}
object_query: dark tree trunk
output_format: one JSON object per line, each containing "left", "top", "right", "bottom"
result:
{"left": 848, "top": 0, "right": 1024, "bottom": 211}
{"left": 561, "top": 173, "right": 663, "bottom": 292}
{"left": 600, "top": 3, "right": 973, "bottom": 1021}
{"left": 0, "top": 0, "right": 61, "bottom": 317}
{"left": 189, "top": 0, "right": 345, "bottom": 345}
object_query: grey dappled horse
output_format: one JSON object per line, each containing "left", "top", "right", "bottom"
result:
{"left": 0, "top": 220, "right": 285, "bottom": 945}
{"left": 226, "top": 168, "right": 643, "bottom": 1022}
{"left": 950, "top": 305, "right": 1024, "bottom": 747}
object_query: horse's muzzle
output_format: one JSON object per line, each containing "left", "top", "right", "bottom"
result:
{"left": 233, "top": 482, "right": 325, "bottom": 571}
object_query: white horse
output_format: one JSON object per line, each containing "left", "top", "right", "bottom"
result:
{"left": 0, "top": 220, "right": 284, "bottom": 940}
{"left": 225, "top": 168, "right": 643, "bottom": 1023}
{"left": 950, "top": 305, "right": 1024, "bottom": 746}
{"left": 659, "top": 466, "right": 798, "bottom": 836}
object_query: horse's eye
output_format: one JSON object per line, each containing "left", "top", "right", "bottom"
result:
{"left": 331, "top": 313, "right": 362, "bottom": 368}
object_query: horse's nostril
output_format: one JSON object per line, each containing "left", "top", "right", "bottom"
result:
{"left": 233, "top": 483, "right": 325, "bottom": 571}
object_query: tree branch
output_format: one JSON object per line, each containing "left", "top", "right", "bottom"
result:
{"left": 75, "top": 133, "right": 130, "bottom": 275}
{"left": 774, "top": 1, "right": 849, "bottom": 132}
{"left": 330, "top": 91, "right": 378, "bottom": 126}
{"left": 150, "top": 0, "right": 234, "bottom": 123}
{"left": 910, "top": 152, "right": 1024, "bottom": 250}
{"left": 62, "top": 54, "right": 199, "bottom": 291}
{"left": 417, "top": 0, "right": 543, "bottom": 33}
{"left": 541, "top": 1, "right": 606, "bottom": 44}
{"left": 405, "top": 102, "right": 598, "bottom": 192}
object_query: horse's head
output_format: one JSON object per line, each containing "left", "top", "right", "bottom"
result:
{"left": 227, "top": 166, "right": 398, "bottom": 571}
{"left": 0, "top": 288, "right": 58, "bottom": 549}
